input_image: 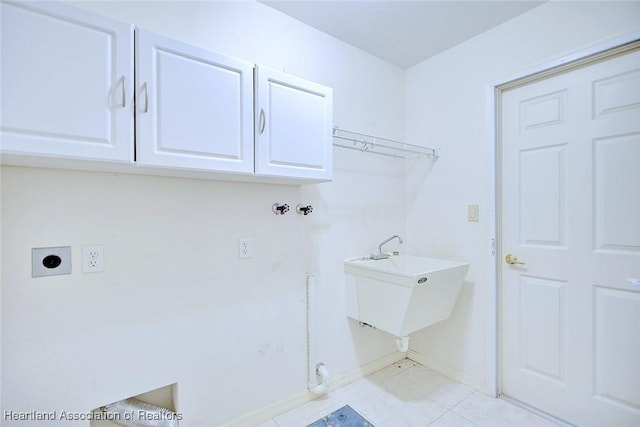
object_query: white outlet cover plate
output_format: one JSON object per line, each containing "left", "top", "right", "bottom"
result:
{"left": 32, "top": 246, "right": 72, "bottom": 278}
{"left": 82, "top": 244, "right": 104, "bottom": 273}
{"left": 239, "top": 238, "right": 252, "bottom": 259}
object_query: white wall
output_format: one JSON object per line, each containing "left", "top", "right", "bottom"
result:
{"left": 404, "top": 0, "right": 640, "bottom": 392}
{"left": 0, "top": 1, "right": 407, "bottom": 426}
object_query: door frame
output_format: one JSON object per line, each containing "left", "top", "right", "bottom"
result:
{"left": 487, "top": 32, "right": 640, "bottom": 399}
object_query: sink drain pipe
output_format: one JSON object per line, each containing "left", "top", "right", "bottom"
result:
{"left": 307, "top": 274, "right": 330, "bottom": 394}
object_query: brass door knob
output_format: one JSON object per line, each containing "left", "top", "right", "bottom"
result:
{"left": 505, "top": 253, "right": 525, "bottom": 265}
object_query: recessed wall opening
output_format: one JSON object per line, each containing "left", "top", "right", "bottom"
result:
{"left": 90, "top": 383, "right": 179, "bottom": 427}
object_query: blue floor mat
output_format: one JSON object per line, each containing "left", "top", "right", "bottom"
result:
{"left": 306, "top": 405, "right": 375, "bottom": 427}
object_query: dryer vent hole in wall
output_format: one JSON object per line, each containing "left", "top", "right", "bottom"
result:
{"left": 90, "top": 383, "right": 179, "bottom": 427}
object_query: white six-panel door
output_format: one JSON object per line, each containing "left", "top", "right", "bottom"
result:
{"left": 500, "top": 47, "right": 640, "bottom": 426}
{"left": 0, "top": 1, "right": 133, "bottom": 162}
{"left": 135, "top": 30, "right": 254, "bottom": 174}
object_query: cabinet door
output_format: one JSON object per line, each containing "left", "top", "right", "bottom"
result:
{"left": 0, "top": 2, "right": 133, "bottom": 163}
{"left": 136, "top": 30, "right": 254, "bottom": 174}
{"left": 255, "top": 67, "right": 333, "bottom": 181}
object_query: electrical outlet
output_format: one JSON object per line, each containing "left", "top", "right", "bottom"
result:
{"left": 82, "top": 244, "right": 104, "bottom": 273}
{"left": 32, "top": 246, "right": 72, "bottom": 278}
{"left": 239, "top": 238, "right": 252, "bottom": 259}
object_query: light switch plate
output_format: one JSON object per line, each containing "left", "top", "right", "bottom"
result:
{"left": 32, "top": 246, "right": 71, "bottom": 278}
{"left": 468, "top": 204, "right": 479, "bottom": 222}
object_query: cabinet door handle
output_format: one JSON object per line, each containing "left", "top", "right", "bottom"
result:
{"left": 121, "top": 75, "right": 127, "bottom": 108}
{"left": 259, "top": 109, "right": 266, "bottom": 134}
{"left": 143, "top": 82, "right": 149, "bottom": 113}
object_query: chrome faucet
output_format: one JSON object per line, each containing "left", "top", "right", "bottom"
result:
{"left": 371, "top": 235, "right": 403, "bottom": 260}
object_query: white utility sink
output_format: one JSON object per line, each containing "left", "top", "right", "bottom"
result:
{"left": 344, "top": 255, "right": 468, "bottom": 288}
{"left": 344, "top": 255, "right": 469, "bottom": 349}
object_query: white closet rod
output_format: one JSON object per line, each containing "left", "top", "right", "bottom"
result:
{"left": 332, "top": 127, "right": 439, "bottom": 159}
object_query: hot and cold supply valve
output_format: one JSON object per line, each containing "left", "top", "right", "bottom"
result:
{"left": 272, "top": 203, "right": 314, "bottom": 215}
{"left": 272, "top": 203, "right": 290, "bottom": 215}
{"left": 296, "top": 205, "right": 313, "bottom": 215}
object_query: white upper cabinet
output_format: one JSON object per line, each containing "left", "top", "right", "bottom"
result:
{"left": 135, "top": 30, "right": 254, "bottom": 174}
{"left": 1, "top": 2, "right": 333, "bottom": 183}
{"left": 255, "top": 66, "right": 333, "bottom": 182}
{"left": 0, "top": 2, "right": 134, "bottom": 163}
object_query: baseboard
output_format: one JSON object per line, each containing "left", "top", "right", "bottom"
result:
{"left": 222, "top": 351, "right": 406, "bottom": 427}
{"left": 406, "top": 349, "right": 487, "bottom": 394}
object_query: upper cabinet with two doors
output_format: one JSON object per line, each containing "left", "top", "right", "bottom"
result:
{"left": 0, "top": 1, "right": 333, "bottom": 183}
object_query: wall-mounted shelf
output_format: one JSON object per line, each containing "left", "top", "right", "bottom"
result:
{"left": 332, "top": 127, "right": 439, "bottom": 159}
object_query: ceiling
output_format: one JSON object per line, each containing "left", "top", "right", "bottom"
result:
{"left": 260, "top": 1, "right": 545, "bottom": 69}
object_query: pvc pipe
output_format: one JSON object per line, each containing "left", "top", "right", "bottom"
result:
{"left": 307, "top": 274, "right": 330, "bottom": 394}
{"left": 310, "top": 363, "right": 330, "bottom": 395}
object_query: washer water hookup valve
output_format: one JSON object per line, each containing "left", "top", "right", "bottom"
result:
{"left": 272, "top": 203, "right": 290, "bottom": 215}
{"left": 296, "top": 205, "right": 313, "bottom": 215}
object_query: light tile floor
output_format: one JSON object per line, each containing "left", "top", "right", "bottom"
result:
{"left": 257, "top": 359, "right": 558, "bottom": 427}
